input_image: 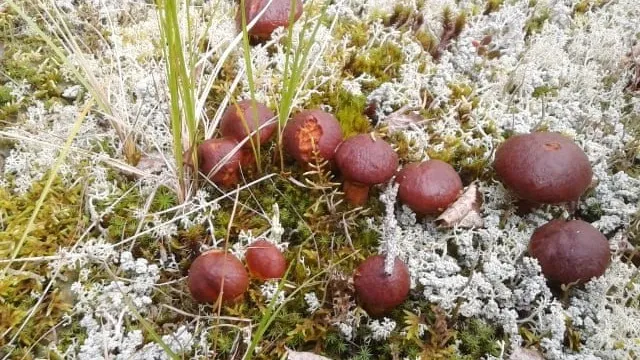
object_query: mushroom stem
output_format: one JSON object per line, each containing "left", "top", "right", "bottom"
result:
{"left": 343, "top": 180, "right": 370, "bottom": 206}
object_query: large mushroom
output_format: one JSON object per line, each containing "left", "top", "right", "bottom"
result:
{"left": 529, "top": 219, "right": 610, "bottom": 285}
{"left": 395, "top": 159, "right": 463, "bottom": 215}
{"left": 353, "top": 254, "right": 410, "bottom": 316}
{"left": 196, "top": 138, "right": 243, "bottom": 187}
{"left": 236, "top": 0, "right": 303, "bottom": 41}
{"left": 245, "top": 239, "right": 287, "bottom": 280}
{"left": 188, "top": 250, "right": 249, "bottom": 304}
{"left": 283, "top": 109, "right": 343, "bottom": 167}
{"left": 493, "top": 132, "right": 593, "bottom": 204}
{"left": 334, "top": 134, "right": 398, "bottom": 206}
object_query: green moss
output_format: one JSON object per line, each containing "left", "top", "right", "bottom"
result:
{"left": 484, "top": 0, "right": 504, "bottom": 15}
{"left": 344, "top": 41, "right": 405, "bottom": 91}
{"left": 524, "top": 8, "right": 551, "bottom": 38}
{"left": 457, "top": 319, "right": 502, "bottom": 359}
{"left": 532, "top": 85, "right": 558, "bottom": 98}
{"left": 307, "top": 88, "right": 371, "bottom": 138}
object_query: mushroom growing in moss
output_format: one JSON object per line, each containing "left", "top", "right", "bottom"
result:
{"left": 283, "top": 109, "right": 343, "bottom": 167}
{"left": 188, "top": 250, "right": 249, "bottom": 304}
{"left": 493, "top": 132, "right": 593, "bottom": 204}
{"left": 395, "top": 159, "right": 463, "bottom": 215}
{"left": 334, "top": 134, "right": 398, "bottom": 206}
{"left": 220, "top": 99, "right": 276, "bottom": 148}
{"left": 196, "top": 138, "right": 243, "bottom": 187}
{"left": 245, "top": 239, "right": 287, "bottom": 280}
{"left": 353, "top": 254, "right": 410, "bottom": 316}
{"left": 529, "top": 219, "right": 610, "bottom": 285}
{"left": 236, "top": 0, "right": 303, "bottom": 41}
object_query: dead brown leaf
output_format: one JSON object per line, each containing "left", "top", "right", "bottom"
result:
{"left": 436, "top": 182, "right": 483, "bottom": 228}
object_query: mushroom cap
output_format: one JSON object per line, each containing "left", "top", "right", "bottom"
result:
{"left": 529, "top": 219, "right": 610, "bottom": 285}
{"left": 197, "top": 138, "right": 242, "bottom": 187}
{"left": 220, "top": 100, "right": 276, "bottom": 148}
{"left": 353, "top": 255, "right": 410, "bottom": 316}
{"left": 245, "top": 239, "right": 287, "bottom": 280}
{"left": 493, "top": 132, "right": 593, "bottom": 203}
{"left": 283, "top": 109, "right": 344, "bottom": 165}
{"left": 396, "top": 160, "right": 463, "bottom": 215}
{"left": 236, "top": 0, "right": 303, "bottom": 40}
{"left": 188, "top": 250, "right": 249, "bottom": 304}
{"left": 334, "top": 134, "right": 398, "bottom": 185}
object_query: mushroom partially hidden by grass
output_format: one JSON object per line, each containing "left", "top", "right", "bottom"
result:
{"left": 283, "top": 109, "right": 343, "bottom": 167}
{"left": 396, "top": 159, "right": 463, "bottom": 215}
{"left": 188, "top": 250, "right": 249, "bottom": 304}
{"left": 334, "top": 134, "right": 398, "bottom": 206}
{"left": 529, "top": 219, "right": 610, "bottom": 285}
{"left": 220, "top": 99, "right": 276, "bottom": 148}
{"left": 195, "top": 138, "right": 243, "bottom": 187}
{"left": 236, "top": 0, "right": 303, "bottom": 41}
{"left": 353, "top": 255, "right": 410, "bottom": 316}
{"left": 245, "top": 239, "right": 287, "bottom": 280}
{"left": 493, "top": 132, "right": 593, "bottom": 204}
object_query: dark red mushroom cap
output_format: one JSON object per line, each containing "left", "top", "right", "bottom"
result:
{"left": 236, "top": 0, "right": 303, "bottom": 41}
{"left": 529, "top": 219, "right": 610, "bottom": 285}
{"left": 220, "top": 100, "right": 276, "bottom": 148}
{"left": 245, "top": 239, "right": 287, "bottom": 280}
{"left": 354, "top": 255, "right": 410, "bottom": 316}
{"left": 334, "top": 134, "right": 398, "bottom": 185}
{"left": 197, "top": 138, "right": 242, "bottom": 187}
{"left": 188, "top": 250, "right": 249, "bottom": 304}
{"left": 493, "top": 132, "right": 593, "bottom": 204}
{"left": 283, "top": 109, "right": 344, "bottom": 165}
{"left": 396, "top": 160, "right": 463, "bottom": 215}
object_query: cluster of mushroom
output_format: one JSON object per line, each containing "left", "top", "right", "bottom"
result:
{"left": 188, "top": 239, "right": 286, "bottom": 304}
{"left": 494, "top": 132, "right": 610, "bottom": 286}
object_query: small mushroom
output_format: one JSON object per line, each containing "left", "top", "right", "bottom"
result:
{"left": 396, "top": 159, "right": 463, "bottom": 215}
{"left": 493, "top": 132, "right": 593, "bottom": 204}
{"left": 236, "top": 0, "right": 303, "bottom": 41}
{"left": 529, "top": 219, "right": 610, "bottom": 285}
{"left": 220, "top": 100, "right": 276, "bottom": 148}
{"left": 245, "top": 239, "right": 287, "bottom": 280}
{"left": 196, "top": 138, "right": 242, "bottom": 187}
{"left": 334, "top": 134, "right": 399, "bottom": 206}
{"left": 188, "top": 250, "right": 249, "bottom": 304}
{"left": 353, "top": 255, "right": 410, "bottom": 316}
{"left": 283, "top": 109, "right": 343, "bottom": 167}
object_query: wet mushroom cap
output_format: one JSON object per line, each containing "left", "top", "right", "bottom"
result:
{"left": 334, "top": 134, "right": 399, "bottom": 185}
{"left": 529, "top": 219, "right": 610, "bottom": 285}
{"left": 493, "top": 132, "right": 593, "bottom": 203}
{"left": 245, "top": 239, "right": 287, "bottom": 280}
{"left": 220, "top": 100, "right": 276, "bottom": 148}
{"left": 236, "top": 0, "right": 303, "bottom": 40}
{"left": 396, "top": 160, "right": 463, "bottom": 215}
{"left": 354, "top": 255, "right": 410, "bottom": 316}
{"left": 197, "top": 138, "right": 242, "bottom": 187}
{"left": 283, "top": 109, "right": 344, "bottom": 165}
{"left": 188, "top": 250, "right": 249, "bottom": 304}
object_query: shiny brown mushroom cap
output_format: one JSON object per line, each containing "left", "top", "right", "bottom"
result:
{"left": 493, "top": 132, "right": 593, "bottom": 204}
{"left": 236, "top": 0, "right": 303, "bottom": 40}
{"left": 529, "top": 219, "right": 610, "bottom": 285}
{"left": 220, "top": 100, "right": 276, "bottom": 148}
{"left": 197, "top": 138, "right": 242, "bottom": 187}
{"left": 283, "top": 109, "right": 344, "bottom": 165}
{"left": 396, "top": 160, "right": 463, "bottom": 215}
{"left": 353, "top": 255, "right": 410, "bottom": 316}
{"left": 187, "top": 250, "right": 249, "bottom": 304}
{"left": 334, "top": 134, "right": 399, "bottom": 185}
{"left": 245, "top": 239, "right": 287, "bottom": 280}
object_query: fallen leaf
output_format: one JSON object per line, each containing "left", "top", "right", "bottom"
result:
{"left": 287, "top": 349, "right": 332, "bottom": 360}
{"left": 436, "top": 182, "right": 483, "bottom": 228}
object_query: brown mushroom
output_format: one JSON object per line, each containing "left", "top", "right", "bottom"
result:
{"left": 188, "top": 250, "right": 249, "bottom": 304}
{"left": 245, "top": 239, "right": 287, "bottom": 280}
{"left": 334, "top": 134, "right": 399, "bottom": 206}
{"left": 529, "top": 219, "right": 610, "bottom": 285}
{"left": 353, "top": 254, "right": 410, "bottom": 316}
{"left": 220, "top": 100, "right": 276, "bottom": 148}
{"left": 236, "top": 0, "right": 303, "bottom": 41}
{"left": 493, "top": 132, "right": 593, "bottom": 204}
{"left": 283, "top": 109, "right": 344, "bottom": 167}
{"left": 197, "top": 138, "right": 242, "bottom": 187}
{"left": 396, "top": 160, "right": 463, "bottom": 215}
